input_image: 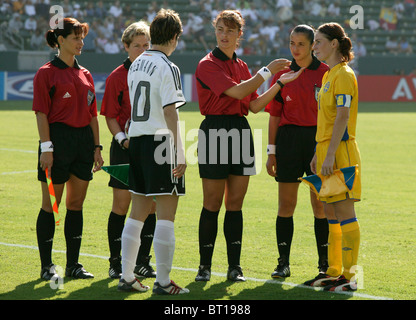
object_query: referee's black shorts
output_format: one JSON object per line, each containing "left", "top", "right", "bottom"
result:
{"left": 37, "top": 122, "right": 94, "bottom": 184}
{"left": 128, "top": 134, "right": 185, "bottom": 196}
{"left": 274, "top": 125, "right": 317, "bottom": 183}
{"left": 108, "top": 137, "right": 130, "bottom": 189}
{"left": 198, "top": 115, "right": 256, "bottom": 179}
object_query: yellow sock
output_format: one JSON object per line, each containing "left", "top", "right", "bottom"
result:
{"left": 327, "top": 220, "right": 342, "bottom": 277}
{"left": 341, "top": 219, "right": 360, "bottom": 281}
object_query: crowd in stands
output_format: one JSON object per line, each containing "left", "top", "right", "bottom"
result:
{"left": 0, "top": 0, "right": 415, "bottom": 57}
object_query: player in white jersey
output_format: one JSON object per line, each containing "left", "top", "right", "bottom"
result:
{"left": 128, "top": 51, "right": 185, "bottom": 137}
{"left": 117, "top": 9, "right": 189, "bottom": 295}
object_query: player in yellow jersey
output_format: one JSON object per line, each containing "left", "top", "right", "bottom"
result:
{"left": 304, "top": 23, "right": 361, "bottom": 292}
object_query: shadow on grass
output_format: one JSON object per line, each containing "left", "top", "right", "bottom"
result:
{"left": 229, "top": 279, "right": 351, "bottom": 300}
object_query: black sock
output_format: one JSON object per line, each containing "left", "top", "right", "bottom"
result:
{"left": 36, "top": 208, "right": 55, "bottom": 268}
{"left": 224, "top": 210, "right": 243, "bottom": 267}
{"left": 65, "top": 209, "right": 83, "bottom": 267}
{"left": 137, "top": 212, "right": 156, "bottom": 264}
{"left": 314, "top": 217, "right": 329, "bottom": 266}
{"left": 276, "top": 216, "right": 293, "bottom": 264}
{"left": 107, "top": 211, "right": 126, "bottom": 260}
{"left": 198, "top": 207, "right": 219, "bottom": 266}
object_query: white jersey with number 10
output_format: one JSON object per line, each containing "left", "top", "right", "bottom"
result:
{"left": 127, "top": 50, "right": 186, "bottom": 138}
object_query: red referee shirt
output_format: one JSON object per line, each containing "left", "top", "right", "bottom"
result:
{"left": 32, "top": 56, "right": 97, "bottom": 128}
{"left": 265, "top": 56, "right": 329, "bottom": 127}
{"left": 195, "top": 47, "right": 258, "bottom": 117}
{"left": 100, "top": 59, "right": 132, "bottom": 129}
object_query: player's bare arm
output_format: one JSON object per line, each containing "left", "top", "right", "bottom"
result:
{"left": 36, "top": 111, "right": 53, "bottom": 177}
{"left": 320, "top": 107, "right": 350, "bottom": 176}
{"left": 266, "top": 116, "right": 281, "bottom": 177}
{"left": 223, "top": 59, "right": 291, "bottom": 100}
{"left": 249, "top": 67, "right": 305, "bottom": 113}
{"left": 105, "top": 117, "right": 129, "bottom": 149}
{"left": 89, "top": 116, "right": 104, "bottom": 172}
{"left": 164, "top": 104, "right": 186, "bottom": 178}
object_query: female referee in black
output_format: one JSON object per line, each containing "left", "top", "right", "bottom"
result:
{"left": 195, "top": 10, "right": 303, "bottom": 282}
{"left": 265, "top": 25, "right": 330, "bottom": 279}
{"left": 33, "top": 17, "right": 104, "bottom": 280}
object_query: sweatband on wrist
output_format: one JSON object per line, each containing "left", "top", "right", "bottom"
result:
{"left": 257, "top": 67, "right": 272, "bottom": 81}
{"left": 114, "top": 131, "right": 127, "bottom": 145}
{"left": 40, "top": 141, "right": 54, "bottom": 153}
{"left": 267, "top": 144, "right": 276, "bottom": 155}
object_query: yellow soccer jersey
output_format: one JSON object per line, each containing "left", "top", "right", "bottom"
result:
{"left": 316, "top": 62, "right": 358, "bottom": 143}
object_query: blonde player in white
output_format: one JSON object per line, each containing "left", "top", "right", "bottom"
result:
{"left": 117, "top": 9, "right": 189, "bottom": 295}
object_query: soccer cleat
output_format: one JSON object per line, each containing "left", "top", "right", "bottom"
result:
{"left": 195, "top": 265, "right": 211, "bottom": 281}
{"left": 271, "top": 258, "right": 291, "bottom": 278}
{"left": 118, "top": 278, "right": 150, "bottom": 292}
{"left": 323, "top": 275, "right": 357, "bottom": 292}
{"left": 318, "top": 259, "right": 329, "bottom": 274}
{"left": 153, "top": 280, "right": 190, "bottom": 295}
{"left": 65, "top": 263, "right": 94, "bottom": 279}
{"left": 303, "top": 273, "right": 339, "bottom": 287}
{"left": 227, "top": 265, "right": 246, "bottom": 282}
{"left": 134, "top": 256, "right": 156, "bottom": 278}
{"left": 109, "top": 256, "right": 122, "bottom": 279}
{"left": 40, "top": 263, "right": 58, "bottom": 281}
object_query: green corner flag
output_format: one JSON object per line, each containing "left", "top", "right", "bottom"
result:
{"left": 102, "top": 164, "right": 130, "bottom": 186}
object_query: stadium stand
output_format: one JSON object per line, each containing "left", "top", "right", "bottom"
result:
{"left": 0, "top": 0, "right": 414, "bottom": 59}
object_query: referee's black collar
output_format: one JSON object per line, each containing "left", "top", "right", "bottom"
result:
{"left": 290, "top": 54, "right": 321, "bottom": 71}
{"left": 212, "top": 47, "right": 238, "bottom": 62}
{"left": 51, "top": 55, "right": 81, "bottom": 69}
{"left": 123, "top": 58, "right": 132, "bottom": 70}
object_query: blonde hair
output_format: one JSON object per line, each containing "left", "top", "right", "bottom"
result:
{"left": 121, "top": 21, "right": 150, "bottom": 47}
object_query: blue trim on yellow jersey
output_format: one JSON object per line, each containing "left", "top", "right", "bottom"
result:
{"left": 340, "top": 217, "right": 358, "bottom": 226}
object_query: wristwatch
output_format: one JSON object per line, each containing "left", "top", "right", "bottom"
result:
{"left": 94, "top": 144, "right": 103, "bottom": 151}
{"left": 276, "top": 80, "right": 285, "bottom": 88}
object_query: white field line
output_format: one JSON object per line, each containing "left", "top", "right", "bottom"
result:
{"left": 0, "top": 241, "right": 393, "bottom": 300}
{"left": 1, "top": 170, "right": 37, "bottom": 175}
{"left": 0, "top": 148, "right": 36, "bottom": 154}
{"left": 1, "top": 148, "right": 37, "bottom": 175}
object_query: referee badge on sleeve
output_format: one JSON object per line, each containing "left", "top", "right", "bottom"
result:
{"left": 87, "top": 90, "right": 95, "bottom": 106}
{"left": 314, "top": 84, "right": 321, "bottom": 102}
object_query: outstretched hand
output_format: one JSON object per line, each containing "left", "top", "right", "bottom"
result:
{"left": 279, "top": 67, "right": 306, "bottom": 85}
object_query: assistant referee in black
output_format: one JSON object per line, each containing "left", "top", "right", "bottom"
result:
{"left": 33, "top": 17, "right": 103, "bottom": 281}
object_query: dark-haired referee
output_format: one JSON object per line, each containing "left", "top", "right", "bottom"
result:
{"left": 33, "top": 17, "right": 103, "bottom": 281}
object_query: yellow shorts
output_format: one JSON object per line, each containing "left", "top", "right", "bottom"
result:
{"left": 316, "top": 139, "right": 361, "bottom": 203}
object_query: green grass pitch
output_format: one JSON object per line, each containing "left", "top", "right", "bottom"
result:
{"left": 0, "top": 100, "right": 415, "bottom": 304}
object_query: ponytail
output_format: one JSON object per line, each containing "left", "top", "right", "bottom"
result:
{"left": 45, "top": 30, "right": 58, "bottom": 48}
{"left": 338, "top": 37, "right": 354, "bottom": 62}
{"left": 44, "top": 17, "right": 89, "bottom": 49}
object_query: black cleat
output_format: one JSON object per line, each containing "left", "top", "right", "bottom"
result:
{"left": 109, "top": 256, "right": 122, "bottom": 279}
{"left": 303, "top": 273, "right": 339, "bottom": 287}
{"left": 227, "top": 265, "right": 246, "bottom": 282}
{"left": 65, "top": 263, "right": 94, "bottom": 279}
{"left": 134, "top": 255, "right": 156, "bottom": 278}
{"left": 271, "top": 258, "right": 291, "bottom": 278}
{"left": 195, "top": 265, "right": 211, "bottom": 281}
{"left": 40, "top": 264, "right": 58, "bottom": 281}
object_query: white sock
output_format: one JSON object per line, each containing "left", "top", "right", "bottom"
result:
{"left": 153, "top": 220, "right": 175, "bottom": 287}
{"left": 121, "top": 218, "right": 144, "bottom": 282}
